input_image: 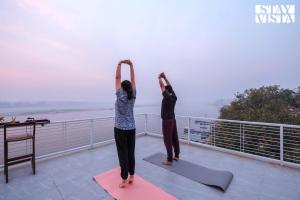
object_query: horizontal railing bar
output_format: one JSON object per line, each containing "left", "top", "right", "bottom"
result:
{"left": 284, "top": 156, "right": 300, "bottom": 161}
{"left": 215, "top": 126, "right": 279, "bottom": 135}
{"left": 283, "top": 147, "right": 300, "bottom": 152}
{"left": 242, "top": 136, "right": 280, "bottom": 143}
{"left": 215, "top": 123, "right": 281, "bottom": 130}
{"left": 283, "top": 137, "right": 300, "bottom": 141}
{"left": 283, "top": 140, "right": 300, "bottom": 145}
{"left": 216, "top": 131, "right": 279, "bottom": 141}
{"left": 214, "top": 137, "right": 241, "bottom": 144}
{"left": 143, "top": 113, "right": 300, "bottom": 128}
{"left": 214, "top": 132, "right": 280, "bottom": 143}
{"left": 50, "top": 113, "right": 146, "bottom": 124}
{"left": 243, "top": 146, "right": 280, "bottom": 153}
{"left": 215, "top": 141, "right": 279, "bottom": 153}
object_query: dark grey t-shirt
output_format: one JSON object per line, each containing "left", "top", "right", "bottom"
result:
{"left": 161, "top": 85, "right": 177, "bottom": 120}
{"left": 114, "top": 88, "right": 136, "bottom": 130}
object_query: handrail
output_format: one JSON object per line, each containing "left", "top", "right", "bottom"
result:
{"left": 51, "top": 113, "right": 146, "bottom": 124}
{"left": 145, "top": 113, "right": 300, "bottom": 128}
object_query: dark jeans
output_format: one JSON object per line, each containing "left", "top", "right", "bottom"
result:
{"left": 162, "top": 119, "right": 180, "bottom": 162}
{"left": 114, "top": 127, "right": 136, "bottom": 180}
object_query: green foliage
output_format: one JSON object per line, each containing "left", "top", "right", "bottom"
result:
{"left": 219, "top": 85, "right": 300, "bottom": 125}
{"left": 216, "top": 85, "right": 300, "bottom": 164}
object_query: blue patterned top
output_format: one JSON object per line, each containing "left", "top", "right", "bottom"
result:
{"left": 114, "top": 88, "right": 136, "bottom": 130}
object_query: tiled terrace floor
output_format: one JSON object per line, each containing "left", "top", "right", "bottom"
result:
{"left": 1, "top": 136, "right": 300, "bottom": 200}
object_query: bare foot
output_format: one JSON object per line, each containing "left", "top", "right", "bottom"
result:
{"left": 173, "top": 157, "right": 179, "bottom": 161}
{"left": 162, "top": 160, "right": 172, "bottom": 166}
{"left": 128, "top": 175, "right": 134, "bottom": 184}
{"left": 119, "top": 179, "right": 128, "bottom": 188}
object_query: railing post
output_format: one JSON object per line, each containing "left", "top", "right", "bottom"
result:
{"left": 63, "top": 122, "right": 67, "bottom": 150}
{"left": 26, "top": 126, "right": 28, "bottom": 154}
{"left": 240, "top": 123, "right": 242, "bottom": 152}
{"left": 213, "top": 123, "right": 216, "bottom": 146}
{"left": 187, "top": 117, "right": 191, "bottom": 144}
{"left": 242, "top": 124, "right": 245, "bottom": 152}
{"left": 144, "top": 114, "right": 148, "bottom": 135}
{"left": 280, "top": 125, "right": 284, "bottom": 164}
{"left": 90, "top": 119, "right": 94, "bottom": 149}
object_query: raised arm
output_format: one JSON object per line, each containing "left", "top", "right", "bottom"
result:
{"left": 120, "top": 59, "right": 136, "bottom": 89}
{"left": 115, "top": 61, "right": 122, "bottom": 91}
{"left": 160, "top": 72, "right": 170, "bottom": 86}
{"left": 158, "top": 75, "right": 166, "bottom": 93}
{"left": 128, "top": 60, "right": 136, "bottom": 89}
{"left": 159, "top": 72, "right": 176, "bottom": 97}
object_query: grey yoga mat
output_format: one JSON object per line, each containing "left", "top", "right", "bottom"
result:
{"left": 143, "top": 152, "right": 233, "bottom": 192}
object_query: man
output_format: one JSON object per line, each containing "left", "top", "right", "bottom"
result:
{"left": 158, "top": 72, "right": 180, "bottom": 165}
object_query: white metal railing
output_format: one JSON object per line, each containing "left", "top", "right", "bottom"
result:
{"left": 0, "top": 113, "right": 299, "bottom": 169}
{"left": 145, "top": 113, "right": 300, "bottom": 168}
{"left": 0, "top": 114, "right": 146, "bottom": 167}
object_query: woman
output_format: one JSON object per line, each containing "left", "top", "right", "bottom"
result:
{"left": 114, "top": 59, "right": 136, "bottom": 188}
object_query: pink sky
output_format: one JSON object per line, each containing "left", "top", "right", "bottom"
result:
{"left": 0, "top": 0, "right": 299, "bottom": 103}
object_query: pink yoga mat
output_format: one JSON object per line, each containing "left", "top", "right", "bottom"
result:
{"left": 93, "top": 168, "right": 177, "bottom": 200}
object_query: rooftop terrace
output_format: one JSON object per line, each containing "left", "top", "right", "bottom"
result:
{"left": 1, "top": 114, "right": 300, "bottom": 200}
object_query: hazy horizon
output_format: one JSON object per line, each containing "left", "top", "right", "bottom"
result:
{"left": 1, "top": 0, "right": 299, "bottom": 106}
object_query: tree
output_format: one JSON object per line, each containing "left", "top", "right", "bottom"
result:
{"left": 216, "top": 85, "right": 300, "bottom": 164}
{"left": 219, "top": 85, "right": 300, "bottom": 124}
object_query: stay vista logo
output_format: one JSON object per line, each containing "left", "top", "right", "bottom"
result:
{"left": 255, "top": 5, "right": 295, "bottom": 23}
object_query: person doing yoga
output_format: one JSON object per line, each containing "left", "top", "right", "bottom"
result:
{"left": 114, "top": 59, "right": 136, "bottom": 188}
{"left": 158, "top": 72, "right": 180, "bottom": 166}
